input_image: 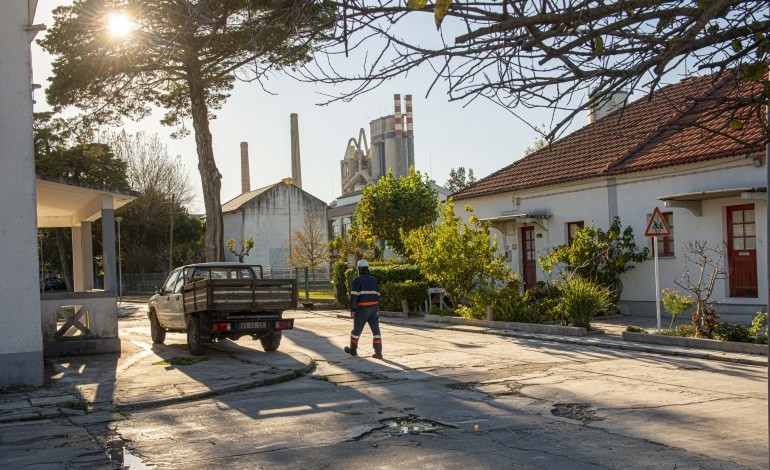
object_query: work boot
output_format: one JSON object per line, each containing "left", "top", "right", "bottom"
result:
{"left": 344, "top": 346, "right": 357, "bottom": 357}
{"left": 371, "top": 352, "right": 383, "bottom": 359}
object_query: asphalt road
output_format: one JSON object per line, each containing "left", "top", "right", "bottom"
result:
{"left": 103, "top": 310, "right": 767, "bottom": 469}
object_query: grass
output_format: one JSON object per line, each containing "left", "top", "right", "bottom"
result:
{"left": 62, "top": 398, "right": 89, "bottom": 411}
{"left": 153, "top": 356, "right": 209, "bottom": 366}
{"left": 300, "top": 291, "right": 335, "bottom": 300}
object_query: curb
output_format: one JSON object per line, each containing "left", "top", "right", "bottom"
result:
{"left": 114, "top": 352, "right": 316, "bottom": 412}
{"left": 377, "top": 316, "right": 768, "bottom": 367}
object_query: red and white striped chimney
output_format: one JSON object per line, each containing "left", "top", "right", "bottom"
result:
{"left": 394, "top": 94, "right": 403, "bottom": 137}
{"left": 405, "top": 94, "right": 413, "bottom": 137}
{"left": 240, "top": 142, "right": 250, "bottom": 194}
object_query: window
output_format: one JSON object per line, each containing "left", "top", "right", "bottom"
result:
{"left": 332, "top": 224, "right": 340, "bottom": 238}
{"left": 567, "top": 221, "right": 584, "bottom": 245}
{"left": 343, "top": 220, "right": 352, "bottom": 238}
{"left": 647, "top": 211, "right": 675, "bottom": 256}
{"left": 162, "top": 270, "right": 180, "bottom": 295}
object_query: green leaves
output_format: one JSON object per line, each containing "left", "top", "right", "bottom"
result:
{"left": 354, "top": 167, "right": 439, "bottom": 256}
{"left": 592, "top": 36, "right": 604, "bottom": 54}
{"left": 434, "top": 0, "right": 452, "bottom": 28}
{"left": 407, "top": 0, "right": 428, "bottom": 9}
{"left": 728, "top": 119, "right": 743, "bottom": 130}
{"left": 731, "top": 39, "right": 743, "bottom": 53}
{"left": 403, "top": 201, "right": 512, "bottom": 308}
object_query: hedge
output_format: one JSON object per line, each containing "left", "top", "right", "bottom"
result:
{"left": 332, "top": 261, "right": 349, "bottom": 305}
{"left": 345, "top": 264, "right": 428, "bottom": 311}
{"left": 380, "top": 281, "right": 430, "bottom": 312}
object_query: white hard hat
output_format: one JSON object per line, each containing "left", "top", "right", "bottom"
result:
{"left": 357, "top": 259, "right": 369, "bottom": 268}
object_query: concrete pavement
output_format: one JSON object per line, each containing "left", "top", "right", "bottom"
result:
{"left": 0, "top": 303, "right": 766, "bottom": 468}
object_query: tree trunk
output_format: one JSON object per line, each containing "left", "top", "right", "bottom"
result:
{"left": 55, "top": 228, "right": 73, "bottom": 291}
{"left": 187, "top": 69, "right": 224, "bottom": 261}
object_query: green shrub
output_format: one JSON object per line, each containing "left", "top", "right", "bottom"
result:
{"left": 661, "top": 325, "right": 696, "bottom": 337}
{"left": 750, "top": 311, "right": 768, "bottom": 344}
{"left": 713, "top": 322, "right": 753, "bottom": 343}
{"left": 345, "top": 264, "right": 425, "bottom": 297}
{"left": 625, "top": 326, "right": 648, "bottom": 334}
{"left": 661, "top": 288, "right": 695, "bottom": 332}
{"left": 558, "top": 278, "right": 612, "bottom": 329}
{"left": 332, "top": 261, "right": 349, "bottom": 305}
{"left": 429, "top": 305, "right": 457, "bottom": 316}
{"left": 455, "top": 305, "right": 482, "bottom": 320}
{"left": 380, "top": 281, "right": 430, "bottom": 312}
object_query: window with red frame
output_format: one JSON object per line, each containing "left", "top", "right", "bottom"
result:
{"left": 647, "top": 211, "right": 675, "bottom": 256}
{"left": 567, "top": 221, "right": 584, "bottom": 245}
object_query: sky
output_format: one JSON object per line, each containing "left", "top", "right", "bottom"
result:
{"left": 30, "top": 1, "right": 598, "bottom": 213}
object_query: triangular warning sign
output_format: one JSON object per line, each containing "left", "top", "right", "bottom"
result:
{"left": 645, "top": 207, "right": 671, "bottom": 237}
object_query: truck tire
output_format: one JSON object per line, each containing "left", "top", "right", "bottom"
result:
{"left": 149, "top": 310, "right": 166, "bottom": 344}
{"left": 187, "top": 315, "right": 207, "bottom": 356}
{"left": 260, "top": 331, "right": 282, "bottom": 352}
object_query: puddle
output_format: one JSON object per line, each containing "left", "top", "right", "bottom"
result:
{"left": 550, "top": 403, "right": 603, "bottom": 422}
{"left": 385, "top": 418, "right": 439, "bottom": 434}
{"left": 107, "top": 440, "right": 154, "bottom": 469}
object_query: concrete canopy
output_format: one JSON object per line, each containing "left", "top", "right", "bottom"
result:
{"left": 36, "top": 174, "right": 138, "bottom": 228}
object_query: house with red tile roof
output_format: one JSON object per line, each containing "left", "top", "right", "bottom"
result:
{"left": 453, "top": 72, "right": 767, "bottom": 319}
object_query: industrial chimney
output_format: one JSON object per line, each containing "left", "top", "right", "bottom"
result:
{"left": 240, "top": 142, "right": 250, "bottom": 194}
{"left": 290, "top": 113, "right": 303, "bottom": 189}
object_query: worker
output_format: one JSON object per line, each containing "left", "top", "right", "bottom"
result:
{"left": 345, "top": 259, "right": 383, "bottom": 359}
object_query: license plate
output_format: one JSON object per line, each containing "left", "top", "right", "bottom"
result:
{"left": 239, "top": 321, "right": 267, "bottom": 329}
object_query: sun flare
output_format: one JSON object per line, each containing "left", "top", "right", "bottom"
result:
{"left": 107, "top": 12, "right": 134, "bottom": 37}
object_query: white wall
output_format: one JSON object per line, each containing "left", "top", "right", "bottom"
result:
{"left": 223, "top": 185, "right": 328, "bottom": 271}
{"left": 460, "top": 157, "right": 766, "bottom": 317}
{"left": 0, "top": 0, "right": 44, "bottom": 386}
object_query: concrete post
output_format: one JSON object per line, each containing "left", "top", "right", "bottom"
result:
{"left": 72, "top": 226, "right": 85, "bottom": 292}
{"left": 101, "top": 205, "right": 117, "bottom": 294}
{"left": 81, "top": 222, "right": 94, "bottom": 290}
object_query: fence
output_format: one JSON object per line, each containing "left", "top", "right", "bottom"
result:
{"left": 121, "top": 268, "right": 333, "bottom": 295}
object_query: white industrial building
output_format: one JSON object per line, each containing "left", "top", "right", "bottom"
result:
{"left": 453, "top": 73, "right": 767, "bottom": 320}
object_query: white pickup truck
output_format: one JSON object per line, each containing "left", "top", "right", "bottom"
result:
{"left": 148, "top": 262, "right": 296, "bottom": 355}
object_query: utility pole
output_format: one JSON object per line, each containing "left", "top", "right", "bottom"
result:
{"left": 169, "top": 194, "right": 175, "bottom": 273}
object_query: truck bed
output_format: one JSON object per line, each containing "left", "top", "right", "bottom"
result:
{"left": 183, "top": 278, "right": 297, "bottom": 314}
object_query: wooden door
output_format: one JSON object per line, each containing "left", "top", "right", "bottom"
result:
{"left": 727, "top": 204, "right": 757, "bottom": 297}
{"left": 521, "top": 226, "right": 536, "bottom": 290}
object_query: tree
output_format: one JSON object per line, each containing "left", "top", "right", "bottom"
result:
{"left": 299, "top": 0, "right": 768, "bottom": 143}
{"left": 355, "top": 167, "right": 439, "bottom": 255}
{"left": 105, "top": 131, "right": 203, "bottom": 273}
{"left": 40, "top": 0, "right": 329, "bottom": 261}
{"left": 445, "top": 167, "right": 476, "bottom": 193}
{"left": 287, "top": 214, "right": 330, "bottom": 269}
{"left": 673, "top": 241, "right": 726, "bottom": 338}
{"left": 34, "top": 113, "right": 131, "bottom": 289}
{"left": 403, "top": 202, "right": 512, "bottom": 308}
{"left": 539, "top": 217, "right": 649, "bottom": 303}
{"left": 227, "top": 237, "right": 254, "bottom": 263}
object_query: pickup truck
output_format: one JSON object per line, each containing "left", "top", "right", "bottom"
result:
{"left": 148, "top": 262, "right": 296, "bottom": 355}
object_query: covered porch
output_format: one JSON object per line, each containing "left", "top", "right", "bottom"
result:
{"left": 36, "top": 174, "right": 137, "bottom": 356}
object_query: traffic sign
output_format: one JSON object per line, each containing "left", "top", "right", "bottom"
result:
{"left": 644, "top": 207, "right": 671, "bottom": 237}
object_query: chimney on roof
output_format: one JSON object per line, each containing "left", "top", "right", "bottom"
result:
{"left": 290, "top": 113, "right": 303, "bottom": 189}
{"left": 588, "top": 90, "right": 630, "bottom": 124}
{"left": 240, "top": 142, "right": 250, "bottom": 194}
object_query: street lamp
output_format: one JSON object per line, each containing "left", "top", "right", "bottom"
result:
{"left": 115, "top": 217, "right": 123, "bottom": 305}
{"left": 282, "top": 177, "right": 294, "bottom": 273}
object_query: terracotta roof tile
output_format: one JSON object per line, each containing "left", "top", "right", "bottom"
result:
{"left": 454, "top": 72, "right": 767, "bottom": 200}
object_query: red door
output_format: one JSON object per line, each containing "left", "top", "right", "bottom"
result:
{"left": 521, "top": 226, "right": 536, "bottom": 290}
{"left": 727, "top": 204, "right": 757, "bottom": 297}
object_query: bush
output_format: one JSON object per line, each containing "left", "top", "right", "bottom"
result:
{"left": 558, "top": 278, "right": 612, "bottom": 329}
{"left": 332, "top": 261, "right": 349, "bottom": 305}
{"left": 626, "top": 326, "right": 648, "bottom": 334}
{"left": 750, "top": 311, "right": 768, "bottom": 344}
{"left": 345, "top": 264, "right": 425, "bottom": 296}
{"left": 661, "top": 288, "right": 694, "bottom": 332}
{"left": 713, "top": 322, "right": 753, "bottom": 343}
{"left": 661, "top": 325, "right": 696, "bottom": 337}
{"left": 380, "top": 281, "right": 430, "bottom": 312}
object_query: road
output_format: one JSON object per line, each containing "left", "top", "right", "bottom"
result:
{"left": 107, "top": 310, "right": 767, "bottom": 469}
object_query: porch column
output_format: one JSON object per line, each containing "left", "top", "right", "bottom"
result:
{"left": 71, "top": 222, "right": 94, "bottom": 292}
{"left": 101, "top": 200, "right": 117, "bottom": 294}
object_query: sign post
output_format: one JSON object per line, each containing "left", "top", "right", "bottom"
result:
{"left": 645, "top": 207, "right": 671, "bottom": 334}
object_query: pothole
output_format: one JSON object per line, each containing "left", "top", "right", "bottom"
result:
{"left": 385, "top": 417, "right": 440, "bottom": 434}
{"left": 550, "top": 403, "right": 603, "bottom": 422}
{"left": 107, "top": 440, "right": 154, "bottom": 469}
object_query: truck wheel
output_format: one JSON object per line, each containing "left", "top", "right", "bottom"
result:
{"left": 187, "top": 315, "right": 207, "bottom": 356}
{"left": 150, "top": 310, "right": 166, "bottom": 344}
{"left": 260, "top": 331, "right": 282, "bottom": 352}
